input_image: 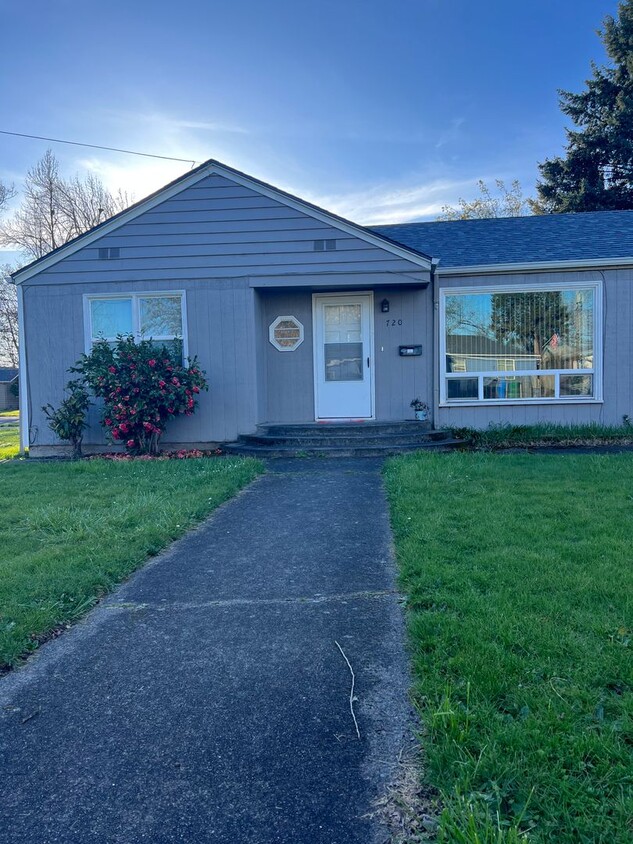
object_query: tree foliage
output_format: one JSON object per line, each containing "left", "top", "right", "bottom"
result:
{"left": 71, "top": 336, "right": 207, "bottom": 455}
{"left": 534, "top": 1, "right": 633, "bottom": 212}
{"left": 0, "top": 150, "right": 130, "bottom": 262}
{"left": 437, "top": 179, "right": 534, "bottom": 220}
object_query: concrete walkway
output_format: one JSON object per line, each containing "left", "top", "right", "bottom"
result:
{"left": 0, "top": 459, "right": 412, "bottom": 844}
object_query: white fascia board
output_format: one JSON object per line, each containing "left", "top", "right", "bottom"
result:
{"left": 12, "top": 161, "right": 431, "bottom": 284}
{"left": 437, "top": 256, "right": 633, "bottom": 276}
{"left": 17, "top": 284, "right": 28, "bottom": 453}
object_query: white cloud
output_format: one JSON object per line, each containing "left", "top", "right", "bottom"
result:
{"left": 305, "top": 176, "right": 484, "bottom": 225}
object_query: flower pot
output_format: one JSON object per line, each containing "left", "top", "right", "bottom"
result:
{"left": 414, "top": 409, "right": 428, "bottom": 422}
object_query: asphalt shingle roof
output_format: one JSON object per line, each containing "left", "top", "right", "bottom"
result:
{"left": 370, "top": 210, "right": 633, "bottom": 268}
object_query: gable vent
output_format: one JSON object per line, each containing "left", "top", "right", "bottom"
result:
{"left": 313, "top": 239, "right": 337, "bottom": 252}
{"left": 98, "top": 247, "right": 120, "bottom": 260}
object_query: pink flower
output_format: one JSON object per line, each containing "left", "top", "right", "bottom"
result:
{"left": 143, "top": 422, "right": 153, "bottom": 432}
{"left": 148, "top": 359, "right": 156, "bottom": 367}
{"left": 126, "top": 439, "right": 135, "bottom": 448}
{"left": 108, "top": 366, "right": 116, "bottom": 374}
{"left": 111, "top": 429, "right": 121, "bottom": 440}
{"left": 158, "top": 380, "right": 166, "bottom": 388}
{"left": 172, "top": 377, "right": 180, "bottom": 386}
{"left": 193, "top": 385, "right": 200, "bottom": 393}
{"left": 104, "top": 418, "right": 112, "bottom": 427}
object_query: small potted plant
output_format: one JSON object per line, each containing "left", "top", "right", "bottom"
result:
{"left": 410, "top": 398, "right": 430, "bottom": 423}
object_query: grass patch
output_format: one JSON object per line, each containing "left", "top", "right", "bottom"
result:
{"left": 384, "top": 452, "right": 632, "bottom": 843}
{"left": 453, "top": 422, "right": 633, "bottom": 450}
{"left": 0, "top": 409, "right": 19, "bottom": 417}
{"left": 0, "top": 426, "right": 20, "bottom": 460}
{"left": 0, "top": 456, "right": 263, "bottom": 669}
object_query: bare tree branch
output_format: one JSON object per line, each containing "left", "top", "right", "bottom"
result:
{"left": 0, "top": 268, "right": 19, "bottom": 367}
{"left": 0, "top": 150, "right": 130, "bottom": 263}
{"left": 438, "top": 179, "right": 535, "bottom": 221}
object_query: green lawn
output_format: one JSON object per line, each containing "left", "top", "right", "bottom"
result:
{"left": 0, "top": 426, "right": 20, "bottom": 460}
{"left": 0, "top": 456, "right": 262, "bottom": 669}
{"left": 384, "top": 452, "right": 632, "bottom": 843}
{"left": 0, "top": 409, "right": 19, "bottom": 417}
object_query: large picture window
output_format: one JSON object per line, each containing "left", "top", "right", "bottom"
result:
{"left": 86, "top": 293, "right": 186, "bottom": 360}
{"left": 441, "top": 283, "right": 600, "bottom": 404}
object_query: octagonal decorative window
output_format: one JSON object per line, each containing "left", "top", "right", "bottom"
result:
{"left": 269, "top": 315, "right": 304, "bottom": 351}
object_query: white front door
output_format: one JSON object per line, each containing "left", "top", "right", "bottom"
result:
{"left": 313, "top": 293, "right": 374, "bottom": 419}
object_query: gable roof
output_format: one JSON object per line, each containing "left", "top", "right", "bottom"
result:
{"left": 10, "top": 159, "right": 432, "bottom": 284}
{"left": 371, "top": 210, "right": 633, "bottom": 272}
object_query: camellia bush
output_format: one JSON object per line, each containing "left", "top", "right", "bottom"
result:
{"left": 72, "top": 335, "right": 207, "bottom": 455}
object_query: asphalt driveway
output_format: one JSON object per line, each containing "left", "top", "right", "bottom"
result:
{"left": 0, "top": 458, "right": 412, "bottom": 844}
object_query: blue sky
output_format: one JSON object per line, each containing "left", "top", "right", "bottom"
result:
{"left": 0, "top": 0, "right": 620, "bottom": 264}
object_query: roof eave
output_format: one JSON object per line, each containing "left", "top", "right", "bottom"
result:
{"left": 437, "top": 256, "right": 633, "bottom": 276}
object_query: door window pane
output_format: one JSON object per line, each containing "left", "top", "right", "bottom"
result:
{"left": 325, "top": 342, "right": 363, "bottom": 381}
{"left": 90, "top": 298, "right": 132, "bottom": 340}
{"left": 324, "top": 304, "right": 361, "bottom": 342}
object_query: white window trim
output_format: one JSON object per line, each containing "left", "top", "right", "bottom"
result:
{"left": 439, "top": 280, "right": 603, "bottom": 406}
{"left": 269, "top": 315, "right": 304, "bottom": 352}
{"left": 83, "top": 291, "right": 189, "bottom": 360}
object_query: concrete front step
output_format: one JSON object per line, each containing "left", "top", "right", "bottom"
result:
{"left": 239, "top": 431, "right": 449, "bottom": 448}
{"left": 260, "top": 421, "right": 435, "bottom": 438}
{"left": 223, "top": 441, "right": 462, "bottom": 458}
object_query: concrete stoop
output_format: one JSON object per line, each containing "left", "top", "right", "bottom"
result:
{"left": 224, "top": 421, "right": 462, "bottom": 458}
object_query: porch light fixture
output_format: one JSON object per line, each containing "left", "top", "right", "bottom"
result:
{"left": 380, "top": 298, "right": 390, "bottom": 313}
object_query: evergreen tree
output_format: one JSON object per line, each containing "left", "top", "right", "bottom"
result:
{"left": 534, "top": 1, "right": 633, "bottom": 213}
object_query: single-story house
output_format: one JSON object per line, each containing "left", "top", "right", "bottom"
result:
{"left": 9, "top": 159, "right": 633, "bottom": 455}
{"left": 0, "top": 367, "right": 19, "bottom": 412}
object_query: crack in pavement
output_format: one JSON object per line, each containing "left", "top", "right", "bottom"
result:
{"left": 104, "top": 589, "right": 401, "bottom": 613}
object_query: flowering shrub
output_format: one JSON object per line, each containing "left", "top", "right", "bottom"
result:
{"left": 72, "top": 335, "right": 207, "bottom": 455}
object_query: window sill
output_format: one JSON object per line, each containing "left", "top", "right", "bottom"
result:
{"left": 439, "top": 398, "right": 604, "bottom": 408}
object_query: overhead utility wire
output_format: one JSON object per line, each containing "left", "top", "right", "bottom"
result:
{"left": 0, "top": 129, "right": 198, "bottom": 167}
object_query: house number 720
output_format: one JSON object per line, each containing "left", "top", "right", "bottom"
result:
{"left": 386, "top": 319, "right": 403, "bottom": 326}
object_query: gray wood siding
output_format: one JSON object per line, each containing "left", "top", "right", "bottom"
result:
{"left": 260, "top": 291, "right": 315, "bottom": 423}
{"left": 436, "top": 268, "right": 633, "bottom": 428}
{"left": 373, "top": 287, "right": 433, "bottom": 422}
{"left": 23, "top": 278, "right": 260, "bottom": 447}
{"left": 33, "top": 174, "right": 423, "bottom": 284}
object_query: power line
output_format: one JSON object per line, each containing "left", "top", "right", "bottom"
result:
{"left": 0, "top": 129, "right": 198, "bottom": 166}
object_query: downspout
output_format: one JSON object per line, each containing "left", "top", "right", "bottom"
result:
{"left": 15, "top": 280, "right": 29, "bottom": 454}
{"left": 430, "top": 259, "right": 441, "bottom": 425}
